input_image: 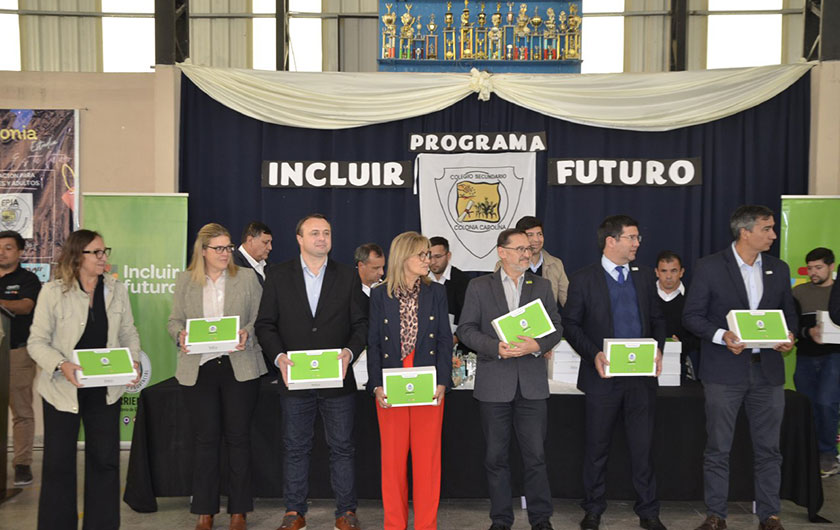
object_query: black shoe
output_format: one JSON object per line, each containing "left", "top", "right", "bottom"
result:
{"left": 489, "top": 525, "right": 511, "bottom": 530}
{"left": 532, "top": 521, "right": 554, "bottom": 530}
{"left": 580, "top": 512, "right": 601, "bottom": 530}
{"left": 13, "top": 465, "right": 33, "bottom": 486}
{"left": 640, "top": 516, "right": 667, "bottom": 530}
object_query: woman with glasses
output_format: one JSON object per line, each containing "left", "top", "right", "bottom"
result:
{"left": 168, "top": 223, "right": 267, "bottom": 530}
{"left": 28, "top": 229, "right": 141, "bottom": 530}
{"left": 367, "top": 231, "right": 452, "bottom": 530}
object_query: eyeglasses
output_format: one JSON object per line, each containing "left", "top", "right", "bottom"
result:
{"left": 82, "top": 248, "right": 112, "bottom": 259}
{"left": 204, "top": 245, "right": 236, "bottom": 254}
{"left": 416, "top": 251, "right": 432, "bottom": 261}
{"left": 502, "top": 246, "right": 533, "bottom": 254}
{"left": 618, "top": 235, "right": 642, "bottom": 243}
{"left": 430, "top": 253, "right": 447, "bottom": 260}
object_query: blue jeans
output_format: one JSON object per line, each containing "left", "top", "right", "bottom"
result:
{"left": 794, "top": 353, "right": 840, "bottom": 455}
{"left": 281, "top": 392, "right": 357, "bottom": 517}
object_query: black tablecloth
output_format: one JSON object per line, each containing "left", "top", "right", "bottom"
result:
{"left": 124, "top": 377, "right": 824, "bottom": 521}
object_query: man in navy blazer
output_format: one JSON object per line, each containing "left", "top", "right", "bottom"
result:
{"left": 563, "top": 215, "right": 667, "bottom": 530}
{"left": 255, "top": 214, "right": 368, "bottom": 530}
{"left": 458, "top": 228, "right": 563, "bottom": 530}
{"left": 683, "top": 205, "right": 797, "bottom": 530}
{"left": 233, "top": 221, "right": 272, "bottom": 285}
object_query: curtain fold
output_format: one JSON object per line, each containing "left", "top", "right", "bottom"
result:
{"left": 177, "top": 61, "right": 813, "bottom": 132}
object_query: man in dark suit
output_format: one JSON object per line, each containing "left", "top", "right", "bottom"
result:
{"left": 428, "top": 236, "right": 470, "bottom": 340}
{"left": 458, "top": 228, "right": 562, "bottom": 530}
{"left": 233, "top": 221, "right": 272, "bottom": 285}
{"left": 683, "top": 205, "right": 797, "bottom": 530}
{"left": 255, "top": 213, "right": 368, "bottom": 530}
{"left": 563, "top": 215, "right": 667, "bottom": 530}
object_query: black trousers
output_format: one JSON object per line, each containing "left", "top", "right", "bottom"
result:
{"left": 38, "top": 387, "right": 121, "bottom": 530}
{"left": 181, "top": 356, "right": 260, "bottom": 515}
{"left": 582, "top": 378, "right": 659, "bottom": 518}
{"left": 479, "top": 391, "right": 552, "bottom": 527}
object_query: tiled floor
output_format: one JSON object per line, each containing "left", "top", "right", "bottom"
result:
{"left": 2, "top": 451, "right": 839, "bottom": 529}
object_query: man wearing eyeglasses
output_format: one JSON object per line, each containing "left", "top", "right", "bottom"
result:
{"left": 563, "top": 215, "right": 667, "bottom": 530}
{"left": 0, "top": 230, "right": 41, "bottom": 487}
{"left": 233, "top": 221, "right": 272, "bottom": 285}
{"left": 255, "top": 213, "right": 368, "bottom": 530}
{"left": 458, "top": 228, "right": 563, "bottom": 530}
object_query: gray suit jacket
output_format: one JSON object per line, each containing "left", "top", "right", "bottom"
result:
{"left": 457, "top": 270, "right": 563, "bottom": 402}
{"left": 168, "top": 268, "right": 267, "bottom": 386}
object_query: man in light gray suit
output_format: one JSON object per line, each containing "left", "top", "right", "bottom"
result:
{"left": 458, "top": 228, "right": 563, "bottom": 530}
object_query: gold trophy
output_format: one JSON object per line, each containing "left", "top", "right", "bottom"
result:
{"left": 475, "top": 2, "right": 488, "bottom": 59}
{"left": 529, "top": 6, "right": 542, "bottom": 60}
{"left": 503, "top": 1, "right": 515, "bottom": 59}
{"left": 399, "top": 4, "right": 415, "bottom": 59}
{"left": 488, "top": 3, "right": 503, "bottom": 60}
{"left": 564, "top": 3, "right": 581, "bottom": 60}
{"left": 426, "top": 13, "right": 439, "bottom": 59}
{"left": 381, "top": 3, "right": 396, "bottom": 59}
{"left": 413, "top": 16, "right": 424, "bottom": 59}
{"left": 460, "top": 0, "right": 474, "bottom": 59}
{"left": 544, "top": 7, "right": 558, "bottom": 60}
{"left": 514, "top": 3, "right": 530, "bottom": 60}
{"left": 444, "top": 2, "right": 457, "bottom": 60}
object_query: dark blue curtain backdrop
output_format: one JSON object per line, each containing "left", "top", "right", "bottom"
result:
{"left": 179, "top": 73, "right": 809, "bottom": 277}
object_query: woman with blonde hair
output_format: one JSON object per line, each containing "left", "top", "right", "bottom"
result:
{"left": 168, "top": 223, "right": 267, "bottom": 530}
{"left": 28, "top": 229, "right": 141, "bottom": 530}
{"left": 367, "top": 231, "right": 453, "bottom": 530}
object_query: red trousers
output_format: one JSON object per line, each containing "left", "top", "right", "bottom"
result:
{"left": 376, "top": 397, "right": 445, "bottom": 530}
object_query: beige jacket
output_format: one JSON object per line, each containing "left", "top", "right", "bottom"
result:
{"left": 494, "top": 249, "right": 569, "bottom": 306}
{"left": 28, "top": 275, "right": 141, "bottom": 413}
{"left": 167, "top": 268, "right": 267, "bottom": 386}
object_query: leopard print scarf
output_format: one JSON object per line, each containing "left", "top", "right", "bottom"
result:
{"left": 396, "top": 278, "right": 421, "bottom": 360}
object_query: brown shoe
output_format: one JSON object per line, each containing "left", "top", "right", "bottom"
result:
{"left": 694, "top": 515, "right": 726, "bottom": 530}
{"left": 195, "top": 514, "right": 214, "bottom": 530}
{"left": 759, "top": 516, "right": 784, "bottom": 530}
{"left": 334, "top": 511, "right": 361, "bottom": 530}
{"left": 230, "top": 513, "right": 246, "bottom": 530}
{"left": 277, "top": 511, "right": 307, "bottom": 530}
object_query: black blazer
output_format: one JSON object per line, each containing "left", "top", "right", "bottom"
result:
{"left": 445, "top": 266, "right": 470, "bottom": 325}
{"left": 233, "top": 249, "right": 268, "bottom": 286}
{"left": 255, "top": 257, "right": 369, "bottom": 397}
{"left": 830, "top": 279, "right": 840, "bottom": 326}
{"left": 682, "top": 247, "right": 797, "bottom": 386}
{"left": 366, "top": 281, "right": 453, "bottom": 392}
{"left": 563, "top": 262, "right": 666, "bottom": 395}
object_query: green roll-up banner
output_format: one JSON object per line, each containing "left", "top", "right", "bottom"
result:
{"left": 779, "top": 196, "right": 840, "bottom": 390}
{"left": 83, "top": 193, "right": 187, "bottom": 441}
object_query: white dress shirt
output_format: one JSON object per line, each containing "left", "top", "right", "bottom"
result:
{"left": 238, "top": 245, "right": 266, "bottom": 280}
{"left": 200, "top": 271, "right": 227, "bottom": 365}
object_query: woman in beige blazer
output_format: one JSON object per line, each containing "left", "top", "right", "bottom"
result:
{"left": 28, "top": 229, "right": 141, "bottom": 530}
{"left": 168, "top": 223, "right": 267, "bottom": 530}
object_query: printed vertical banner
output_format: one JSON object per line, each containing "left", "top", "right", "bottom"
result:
{"left": 83, "top": 193, "right": 188, "bottom": 442}
{"left": 417, "top": 152, "right": 536, "bottom": 271}
{"left": 0, "top": 109, "right": 79, "bottom": 281}
{"left": 779, "top": 196, "right": 840, "bottom": 390}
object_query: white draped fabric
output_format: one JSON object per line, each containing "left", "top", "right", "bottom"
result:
{"left": 177, "top": 61, "right": 813, "bottom": 132}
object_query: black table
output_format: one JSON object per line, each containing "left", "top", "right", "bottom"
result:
{"left": 124, "top": 377, "right": 824, "bottom": 521}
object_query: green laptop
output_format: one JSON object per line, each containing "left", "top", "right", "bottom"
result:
{"left": 383, "top": 367, "right": 437, "bottom": 407}
{"left": 726, "top": 309, "right": 790, "bottom": 348}
{"left": 287, "top": 349, "right": 344, "bottom": 390}
{"left": 491, "top": 298, "right": 556, "bottom": 344}
{"left": 72, "top": 348, "right": 136, "bottom": 387}
{"left": 185, "top": 316, "right": 240, "bottom": 354}
{"left": 603, "top": 339, "right": 657, "bottom": 377}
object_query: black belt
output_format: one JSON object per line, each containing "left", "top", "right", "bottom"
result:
{"left": 750, "top": 353, "right": 761, "bottom": 364}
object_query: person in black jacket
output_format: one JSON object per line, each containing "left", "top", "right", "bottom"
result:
{"left": 232, "top": 221, "right": 272, "bottom": 285}
{"left": 255, "top": 213, "right": 368, "bottom": 530}
{"left": 654, "top": 250, "right": 700, "bottom": 381}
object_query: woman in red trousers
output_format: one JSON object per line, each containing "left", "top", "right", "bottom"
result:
{"left": 367, "top": 231, "right": 453, "bottom": 530}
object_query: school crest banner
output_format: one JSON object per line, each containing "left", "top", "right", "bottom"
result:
{"left": 417, "top": 152, "right": 536, "bottom": 271}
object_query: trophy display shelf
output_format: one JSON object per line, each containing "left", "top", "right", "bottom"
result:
{"left": 377, "top": 57, "right": 580, "bottom": 73}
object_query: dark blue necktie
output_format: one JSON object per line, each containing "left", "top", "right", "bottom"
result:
{"left": 615, "top": 266, "right": 625, "bottom": 285}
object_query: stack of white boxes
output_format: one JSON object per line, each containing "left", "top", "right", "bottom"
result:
{"left": 548, "top": 339, "right": 682, "bottom": 387}
{"left": 819, "top": 311, "right": 840, "bottom": 344}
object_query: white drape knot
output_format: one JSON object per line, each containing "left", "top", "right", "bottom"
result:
{"left": 469, "top": 68, "right": 494, "bottom": 101}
